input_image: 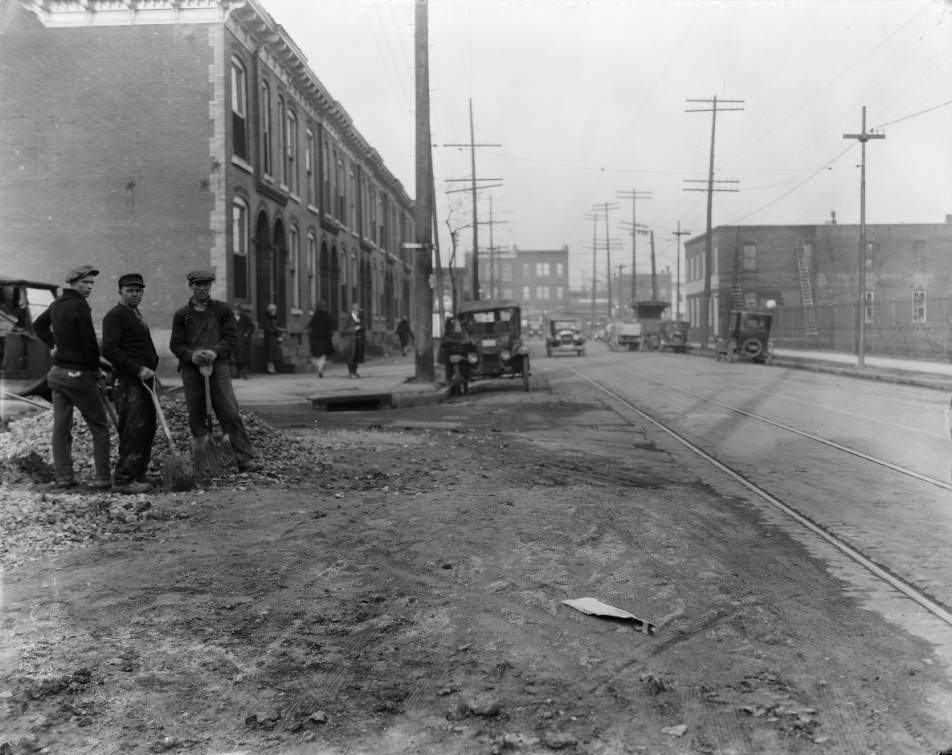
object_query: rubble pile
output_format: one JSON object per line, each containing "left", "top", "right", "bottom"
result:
{"left": 0, "top": 395, "right": 321, "bottom": 568}
{"left": 0, "top": 392, "right": 320, "bottom": 486}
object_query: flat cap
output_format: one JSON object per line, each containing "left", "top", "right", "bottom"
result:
{"left": 65, "top": 264, "right": 99, "bottom": 284}
{"left": 187, "top": 270, "right": 216, "bottom": 284}
{"left": 118, "top": 273, "right": 145, "bottom": 289}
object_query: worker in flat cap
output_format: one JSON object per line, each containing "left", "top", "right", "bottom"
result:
{"left": 101, "top": 272, "right": 159, "bottom": 494}
{"left": 34, "top": 264, "right": 112, "bottom": 490}
{"left": 169, "top": 270, "right": 259, "bottom": 474}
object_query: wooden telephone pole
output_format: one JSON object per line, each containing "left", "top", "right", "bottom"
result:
{"left": 413, "top": 0, "right": 434, "bottom": 380}
{"left": 617, "top": 189, "right": 652, "bottom": 304}
{"left": 672, "top": 221, "right": 691, "bottom": 321}
{"left": 443, "top": 102, "right": 501, "bottom": 300}
{"left": 843, "top": 105, "right": 885, "bottom": 368}
{"left": 685, "top": 95, "right": 743, "bottom": 347}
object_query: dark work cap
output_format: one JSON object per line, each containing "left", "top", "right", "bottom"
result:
{"left": 187, "top": 270, "right": 216, "bottom": 284}
{"left": 65, "top": 264, "right": 99, "bottom": 284}
{"left": 118, "top": 273, "right": 145, "bottom": 289}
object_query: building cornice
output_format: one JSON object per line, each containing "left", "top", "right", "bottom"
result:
{"left": 20, "top": 0, "right": 239, "bottom": 27}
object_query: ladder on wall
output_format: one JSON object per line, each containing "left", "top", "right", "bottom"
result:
{"left": 730, "top": 282, "right": 745, "bottom": 310}
{"left": 795, "top": 242, "right": 819, "bottom": 337}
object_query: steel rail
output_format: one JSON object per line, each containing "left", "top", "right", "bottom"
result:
{"left": 575, "top": 369, "right": 952, "bottom": 629}
{"left": 634, "top": 374, "right": 952, "bottom": 492}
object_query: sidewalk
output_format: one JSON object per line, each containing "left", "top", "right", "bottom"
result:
{"left": 221, "top": 353, "right": 444, "bottom": 412}
{"left": 770, "top": 347, "right": 952, "bottom": 390}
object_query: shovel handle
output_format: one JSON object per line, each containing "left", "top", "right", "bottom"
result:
{"left": 199, "top": 364, "right": 215, "bottom": 419}
{"left": 142, "top": 378, "right": 176, "bottom": 449}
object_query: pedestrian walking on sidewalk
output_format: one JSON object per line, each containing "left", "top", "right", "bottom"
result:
{"left": 396, "top": 316, "right": 414, "bottom": 356}
{"left": 263, "top": 303, "right": 283, "bottom": 374}
{"left": 340, "top": 302, "right": 365, "bottom": 378}
{"left": 308, "top": 300, "right": 335, "bottom": 378}
{"left": 231, "top": 302, "right": 255, "bottom": 380}
{"left": 101, "top": 272, "right": 158, "bottom": 494}
{"left": 33, "top": 264, "right": 112, "bottom": 490}
{"left": 169, "top": 270, "right": 259, "bottom": 474}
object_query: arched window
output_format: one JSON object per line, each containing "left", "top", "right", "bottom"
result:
{"left": 304, "top": 129, "right": 315, "bottom": 207}
{"left": 277, "top": 96, "right": 286, "bottom": 187}
{"left": 230, "top": 57, "right": 248, "bottom": 161}
{"left": 286, "top": 108, "right": 298, "bottom": 196}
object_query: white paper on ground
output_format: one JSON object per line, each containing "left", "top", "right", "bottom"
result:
{"left": 561, "top": 597, "right": 657, "bottom": 635}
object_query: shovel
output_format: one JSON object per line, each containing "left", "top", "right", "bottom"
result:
{"left": 199, "top": 363, "right": 236, "bottom": 470}
{"left": 142, "top": 378, "right": 194, "bottom": 490}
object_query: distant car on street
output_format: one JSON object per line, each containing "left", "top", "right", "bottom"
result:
{"left": 543, "top": 313, "right": 586, "bottom": 357}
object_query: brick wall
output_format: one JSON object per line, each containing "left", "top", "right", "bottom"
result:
{"left": 0, "top": 6, "right": 219, "bottom": 364}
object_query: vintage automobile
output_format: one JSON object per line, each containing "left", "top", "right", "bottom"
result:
{"left": 543, "top": 313, "right": 585, "bottom": 357}
{"left": 715, "top": 309, "right": 774, "bottom": 364}
{"left": 606, "top": 320, "right": 642, "bottom": 352}
{"left": 457, "top": 299, "right": 531, "bottom": 392}
{"left": 527, "top": 322, "right": 543, "bottom": 340}
{"left": 0, "top": 276, "right": 59, "bottom": 380}
{"left": 658, "top": 319, "right": 691, "bottom": 353}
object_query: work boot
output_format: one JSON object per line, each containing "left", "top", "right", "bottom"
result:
{"left": 238, "top": 459, "right": 261, "bottom": 473}
{"left": 87, "top": 479, "right": 113, "bottom": 491}
{"left": 52, "top": 478, "right": 77, "bottom": 490}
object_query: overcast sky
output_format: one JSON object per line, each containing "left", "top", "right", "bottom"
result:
{"left": 261, "top": 0, "right": 952, "bottom": 287}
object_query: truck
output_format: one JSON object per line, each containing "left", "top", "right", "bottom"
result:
{"left": 606, "top": 320, "right": 642, "bottom": 351}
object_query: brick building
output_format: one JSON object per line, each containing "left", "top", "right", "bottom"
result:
{"left": 683, "top": 219, "right": 952, "bottom": 356}
{"left": 0, "top": 0, "right": 415, "bottom": 371}
{"left": 461, "top": 245, "right": 569, "bottom": 322}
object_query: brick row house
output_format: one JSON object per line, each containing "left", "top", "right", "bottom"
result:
{"left": 0, "top": 0, "right": 415, "bottom": 371}
{"left": 683, "top": 220, "right": 952, "bottom": 357}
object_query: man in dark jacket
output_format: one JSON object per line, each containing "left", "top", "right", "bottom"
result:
{"left": 33, "top": 264, "right": 112, "bottom": 490}
{"left": 169, "top": 270, "right": 258, "bottom": 473}
{"left": 101, "top": 273, "right": 158, "bottom": 494}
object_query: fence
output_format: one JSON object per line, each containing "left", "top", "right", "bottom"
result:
{"left": 771, "top": 296, "right": 952, "bottom": 360}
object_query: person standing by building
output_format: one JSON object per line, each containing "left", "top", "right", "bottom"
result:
{"left": 307, "top": 300, "right": 335, "bottom": 378}
{"left": 101, "top": 272, "right": 158, "bottom": 494}
{"left": 262, "top": 302, "right": 283, "bottom": 375}
{"left": 339, "top": 302, "right": 365, "bottom": 379}
{"left": 231, "top": 302, "right": 256, "bottom": 380}
{"left": 33, "top": 264, "right": 112, "bottom": 490}
{"left": 396, "top": 316, "right": 414, "bottom": 357}
{"left": 169, "top": 271, "right": 259, "bottom": 474}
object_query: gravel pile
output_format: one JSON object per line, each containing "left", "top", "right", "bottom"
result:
{"left": 0, "top": 392, "right": 321, "bottom": 569}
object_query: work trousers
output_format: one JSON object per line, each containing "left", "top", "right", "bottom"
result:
{"left": 46, "top": 366, "right": 111, "bottom": 484}
{"left": 180, "top": 362, "right": 254, "bottom": 464}
{"left": 113, "top": 375, "right": 157, "bottom": 484}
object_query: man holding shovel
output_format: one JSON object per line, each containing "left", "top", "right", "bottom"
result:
{"left": 169, "top": 270, "right": 259, "bottom": 475}
{"left": 33, "top": 264, "right": 112, "bottom": 490}
{"left": 101, "top": 273, "right": 158, "bottom": 494}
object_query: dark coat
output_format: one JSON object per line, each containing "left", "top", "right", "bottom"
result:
{"left": 339, "top": 310, "right": 365, "bottom": 366}
{"left": 263, "top": 313, "right": 283, "bottom": 362}
{"left": 307, "top": 307, "right": 335, "bottom": 358}
{"left": 169, "top": 298, "right": 237, "bottom": 369}
{"left": 34, "top": 289, "right": 101, "bottom": 371}
{"left": 101, "top": 302, "right": 159, "bottom": 377}
{"left": 396, "top": 318, "right": 414, "bottom": 347}
{"left": 233, "top": 311, "right": 256, "bottom": 365}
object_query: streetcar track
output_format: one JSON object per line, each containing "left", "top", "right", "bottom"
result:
{"left": 623, "top": 371, "right": 952, "bottom": 492}
{"left": 573, "top": 368, "right": 952, "bottom": 631}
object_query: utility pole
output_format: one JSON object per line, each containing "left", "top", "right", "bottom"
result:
{"left": 443, "top": 101, "right": 501, "bottom": 301}
{"left": 843, "top": 105, "right": 885, "bottom": 369}
{"left": 616, "top": 264, "right": 626, "bottom": 311}
{"left": 685, "top": 95, "right": 744, "bottom": 348}
{"left": 593, "top": 202, "right": 620, "bottom": 317}
{"left": 412, "top": 0, "right": 434, "bottom": 380}
{"left": 649, "top": 230, "right": 657, "bottom": 301}
{"left": 672, "top": 221, "right": 691, "bottom": 321}
{"left": 617, "top": 189, "right": 652, "bottom": 304}
{"left": 584, "top": 212, "right": 599, "bottom": 329}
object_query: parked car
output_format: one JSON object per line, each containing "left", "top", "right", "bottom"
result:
{"left": 543, "top": 314, "right": 585, "bottom": 357}
{"left": 658, "top": 319, "right": 691, "bottom": 353}
{"left": 457, "top": 299, "right": 531, "bottom": 392}
{"left": 715, "top": 309, "right": 774, "bottom": 364}
{"left": 0, "top": 276, "right": 59, "bottom": 380}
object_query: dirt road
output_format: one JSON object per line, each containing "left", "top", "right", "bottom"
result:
{"left": 1, "top": 374, "right": 950, "bottom": 753}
